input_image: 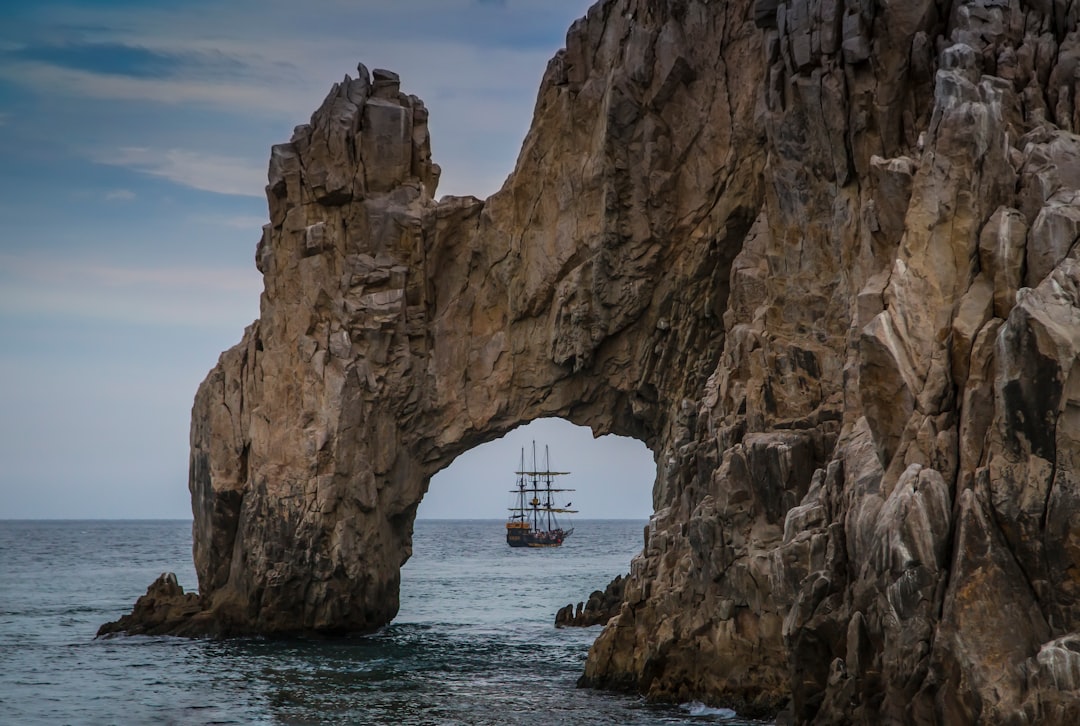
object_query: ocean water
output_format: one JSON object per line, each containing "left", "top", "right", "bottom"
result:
{"left": 0, "top": 519, "right": 765, "bottom": 725}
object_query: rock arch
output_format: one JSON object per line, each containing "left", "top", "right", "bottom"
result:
{"left": 186, "top": 8, "right": 765, "bottom": 637}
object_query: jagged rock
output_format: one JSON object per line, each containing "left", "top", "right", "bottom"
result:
{"left": 555, "top": 574, "right": 626, "bottom": 628}
{"left": 97, "top": 573, "right": 209, "bottom": 637}
{"left": 978, "top": 206, "right": 1028, "bottom": 319}
{"left": 1026, "top": 189, "right": 1080, "bottom": 286}
{"left": 105, "top": 0, "right": 1080, "bottom": 722}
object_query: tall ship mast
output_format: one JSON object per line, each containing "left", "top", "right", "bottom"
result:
{"left": 506, "top": 441, "right": 577, "bottom": 547}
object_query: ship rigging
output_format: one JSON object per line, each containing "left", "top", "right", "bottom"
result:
{"left": 505, "top": 442, "right": 577, "bottom": 547}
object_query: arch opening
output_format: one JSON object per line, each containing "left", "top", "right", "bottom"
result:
{"left": 398, "top": 416, "right": 653, "bottom": 632}
{"left": 418, "top": 417, "right": 654, "bottom": 521}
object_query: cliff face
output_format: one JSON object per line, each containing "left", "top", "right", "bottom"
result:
{"left": 576, "top": 0, "right": 1080, "bottom": 722}
{"left": 107, "top": 0, "right": 1080, "bottom": 722}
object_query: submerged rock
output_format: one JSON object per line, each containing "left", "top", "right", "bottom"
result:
{"left": 105, "top": 0, "right": 1080, "bottom": 722}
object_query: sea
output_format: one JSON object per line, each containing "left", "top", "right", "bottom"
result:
{"left": 0, "top": 519, "right": 767, "bottom": 725}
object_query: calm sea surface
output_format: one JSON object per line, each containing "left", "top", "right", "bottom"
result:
{"left": 0, "top": 519, "right": 765, "bottom": 725}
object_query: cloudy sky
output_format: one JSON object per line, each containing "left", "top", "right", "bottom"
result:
{"left": 0, "top": 0, "right": 656, "bottom": 520}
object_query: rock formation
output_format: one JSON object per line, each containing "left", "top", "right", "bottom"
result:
{"left": 97, "top": 573, "right": 207, "bottom": 637}
{"left": 556, "top": 574, "right": 627, "bottom": 628}
{"left": 102, "top": 0, "right": 1080, "bottom": 722}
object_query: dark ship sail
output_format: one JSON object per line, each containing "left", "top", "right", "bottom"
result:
{"left": 506, "top": 442, "right": 577, "bottom": 547}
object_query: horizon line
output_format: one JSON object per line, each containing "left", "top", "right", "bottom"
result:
{"left": 0, "top": 516, "right": 650, "bottom": 522}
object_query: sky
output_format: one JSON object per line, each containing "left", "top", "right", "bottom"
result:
{"left": 0, "top": 0, "right": 657, "bottom": 520}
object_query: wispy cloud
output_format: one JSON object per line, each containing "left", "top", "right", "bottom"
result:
{"left": 94, "top": 146, "right": 265, "bottom": 197}
{"left": 7, "top": 41, "right": 248, "bottom": 80}
{"left": 190, "top": 213, "right": 267, "bottom": 230}
{"left": 105, "top": 188, "right": 135, "bottom": 201}
{"left": 0, "top": 252, "right": 262, "bottom": 293}
{"left": 84, "top": 263, "right": 259, "bottom": 293}
{"left": 0, "top": 252, "right": 262, "bottom": 328}
{"left": 0, "top": 60, "right": 309, "bottom": 118}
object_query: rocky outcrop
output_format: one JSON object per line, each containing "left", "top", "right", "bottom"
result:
{"left": 105, "top": 0, "right": 1080, "bottom": 722}
{"left": 556, "top": 574, "right": 627, "bottom": 628}
{"left": 97, "top": 573, "right": 208, "bottom": 637}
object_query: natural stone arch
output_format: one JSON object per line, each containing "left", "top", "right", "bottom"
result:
{"left": 184, "top": 6, "right": 766, "bottom": 636}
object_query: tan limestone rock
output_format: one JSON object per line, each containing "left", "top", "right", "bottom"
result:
{"left": 977, "top": 206, "right": 1028, "bottom": 319}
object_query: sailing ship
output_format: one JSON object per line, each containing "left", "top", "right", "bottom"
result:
{"left": 506, "top": 442, "right": 577, "bottom": 547}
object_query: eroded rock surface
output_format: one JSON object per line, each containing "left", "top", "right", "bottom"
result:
{"left": 105, "top": 0, "right": 1080, "bottom": 722}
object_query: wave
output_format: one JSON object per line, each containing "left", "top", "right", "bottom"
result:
{"left": 680, "top": 701, "right": 738, "bottom": 718}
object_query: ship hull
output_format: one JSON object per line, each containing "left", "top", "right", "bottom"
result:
{"left": 506, "top": 527, "right": 572, "bottom": 548}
